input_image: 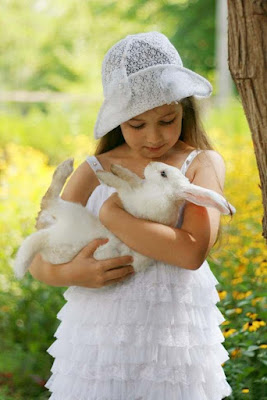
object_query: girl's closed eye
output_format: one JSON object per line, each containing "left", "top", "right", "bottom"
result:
{"left": 129, "top": 117, "right": 176, "bottom": 130}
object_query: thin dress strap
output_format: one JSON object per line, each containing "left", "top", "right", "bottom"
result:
{"left": 180, "top": 149, "right": 203, "bottom": 176}
{"left": 86, "top": 155, "right": 104, "bottom": 173}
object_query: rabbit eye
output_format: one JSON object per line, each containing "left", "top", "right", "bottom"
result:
{"left": 161, "top": 170, "right": 167, "bottom": 178}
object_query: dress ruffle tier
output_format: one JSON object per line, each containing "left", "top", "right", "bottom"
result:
{"left": 45, "top": 260, "right": 232, "bottom": 400}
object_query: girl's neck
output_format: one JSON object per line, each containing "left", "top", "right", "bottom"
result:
{"left": 96, "top": 140, "right": 195, "bottom": 180}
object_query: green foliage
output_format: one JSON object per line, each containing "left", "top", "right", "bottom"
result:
{"left": 0, "top": 0, "right": 216, "bottom": 94}
{"left": 170, "top": 0, "right": 216, "bottom": 73}
{"left": 0, "top": 102, "right": 99, "bottom": 164}
{"left": 203, "top": 97, "right": 250, "bottom": 139}
{"left": 0, "top": 279, "right": 63, "bottom": 399}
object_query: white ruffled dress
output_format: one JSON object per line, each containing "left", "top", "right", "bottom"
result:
{"left": 45, "top": 150, "right": 232, "bottom": 400}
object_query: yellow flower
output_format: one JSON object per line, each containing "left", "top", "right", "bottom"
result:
{"left": 223, "top": 328, "right": 236, "bottom": 338}
{"left": 242, "top": 388, "right": 249, "bottom": 393}
{"left": 243, "top": 322, "right": 257, "bottom": 332}
{"left": 237, "top": 264, "right": 246, "bottom": 274}
{"left": 255, "top": 263, "right": 267, "bottom": 278}
{"left": 260, "top": 344, "right": 267, "bottom": 349}
{"left": 235, "top": 308, "right": 242, "bottom": 314}
{"left": 218, "top": 290, "right": 227, "bottom": 300}
{"left": 255, "top": 319, "right": 266, "bottom": 327}
{"left": 231, "top": 277, "right": 243, "bottom": 285}
{"left": 246, "top": 312, "right": 257, "bottom": 320}
{"left": 222, "top": 320, "right": 230, "bottom": 326}
{"left": 253, "top": 256, "right": 265, "bottom": 264}
{"left": 239, "top": 256, "right": 249, "bottom": 266}
{"left": 243, "top": 319, "right": 266, "bottom": 332}
{"left": 233, "top": 290, "right": 252, "bottom": 300}
{"left": 251, "top": 297, "right": 263, "bottom": 306}
{"left": 231, "top": 348, "right": 241, "bottom": 358}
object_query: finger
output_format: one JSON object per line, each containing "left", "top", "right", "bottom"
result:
{"left": 102, "top": 272, "right": 134, "bottom": 287}
{"left": 79, "top": 238, "right": 109, "bottom": 257}
{"left": 104, "top": 265, "right": 134, "bottom": 281}
{"left": 101, "top": 255, "right": 134, "bottom": 271}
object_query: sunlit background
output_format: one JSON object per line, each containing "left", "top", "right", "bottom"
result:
{"left": 0, "top": 1, "right": 266, "bottom": 399}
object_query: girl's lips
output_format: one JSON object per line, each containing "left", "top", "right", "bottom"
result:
{"left": 145, "top": 145, "right": 164, "bottom": 151}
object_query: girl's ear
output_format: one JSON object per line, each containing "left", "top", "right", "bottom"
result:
{"left": 183, "top": 184, "right": 236, "bottom": 215}
{"left": 95, "top": 170, "right": 130, "bottom": 191}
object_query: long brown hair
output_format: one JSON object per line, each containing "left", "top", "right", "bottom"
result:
{"left": 95, "top": 97, "right": 215, "bottom": 154}
{"left": 94, "top": 96, "right": 225, "bottom": 252}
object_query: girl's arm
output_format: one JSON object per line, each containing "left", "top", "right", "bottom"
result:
{"left": 99, "top": 151, "right": 226, "bottom": 270}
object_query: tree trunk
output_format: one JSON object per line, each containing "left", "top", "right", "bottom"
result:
{"left": 227, "top": 0, "right": 267, "bottom": 241}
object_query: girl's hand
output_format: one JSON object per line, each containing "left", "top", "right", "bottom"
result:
{"left": 99, "top": 192, "right": 123, "bottom": 225}
{"left": 65, "top": 238, "right": 135, "bottom": 288}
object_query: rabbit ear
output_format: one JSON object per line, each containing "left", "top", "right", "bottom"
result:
{"left": 183, "top": 184, "right": 236, "bottom": 215}
{"left": 95, "top": 170, "right": 130, "bottom": 190}
{"left": 41, "top": 158, "right": 74, "bottom": 209}
{"left": 110, "top": 164, "right": 143, "bottom": 188}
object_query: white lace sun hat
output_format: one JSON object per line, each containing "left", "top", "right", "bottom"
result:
{"left": 94, "top": 31, "right": 212, "bottom": 139}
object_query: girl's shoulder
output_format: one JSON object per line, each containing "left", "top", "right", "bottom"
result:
{"left": 190, "top": 149, "right": 225, "bottom": 173}
{"left": 189, "top": 149, "right": 226, "bottom": 199}
{"left": 163, "top": 142, "right": 225, "bottom": 187}
{"left": 186, "top": 148, "right": 225, "bottom": 184}
{"left": 169, "top": 142, "right": 225, "bottom": 182}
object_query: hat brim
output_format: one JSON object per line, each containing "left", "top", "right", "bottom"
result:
{"left": 94, "top": 65, "right": 212, "bottom": 139}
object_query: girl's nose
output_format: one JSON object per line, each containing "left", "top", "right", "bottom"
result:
{"left": 146, "top": 127, "right": 162, "bottom": 144}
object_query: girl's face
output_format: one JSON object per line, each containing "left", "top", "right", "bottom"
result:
{"left": 120, "top": 103, "right": 183, "bottom": 159}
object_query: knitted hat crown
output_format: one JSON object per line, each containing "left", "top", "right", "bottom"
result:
{"left": 94, "top": 31, "right": 212, "bottom": 139}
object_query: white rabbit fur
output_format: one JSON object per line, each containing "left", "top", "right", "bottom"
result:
{"left": 13, "top": 158, "right": 236, "bottom": 279}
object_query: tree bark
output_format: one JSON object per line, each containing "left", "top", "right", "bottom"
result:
{"left": 227, "top": 0, "right": 267, "bottom": 241}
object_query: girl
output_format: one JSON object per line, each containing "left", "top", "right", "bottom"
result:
{"left": 29, "top": 32, "right": 233, "bottom": 399}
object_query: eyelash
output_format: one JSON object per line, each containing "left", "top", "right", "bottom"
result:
{"left": 130, "top": 117, "right": 176, "bottom": 130}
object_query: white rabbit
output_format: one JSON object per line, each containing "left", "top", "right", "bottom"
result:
{"left": 13, "top": 158, "right": 236, "bottom": 279}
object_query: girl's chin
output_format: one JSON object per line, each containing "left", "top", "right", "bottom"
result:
{"left": 130, "top": 145, "right": 170, "bottom": 160}
{"left": 143, "top": 145, "right": 168, "bottom": 158}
